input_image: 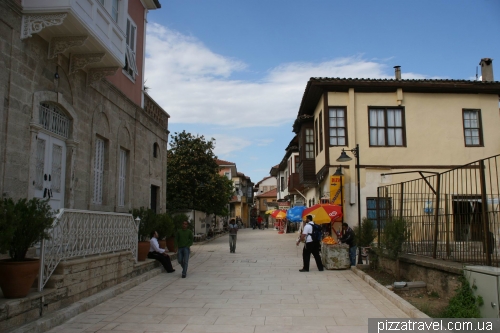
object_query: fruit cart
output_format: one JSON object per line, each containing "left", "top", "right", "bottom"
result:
{"left": 321, "top": 236, "right": 350, "bottom": 269}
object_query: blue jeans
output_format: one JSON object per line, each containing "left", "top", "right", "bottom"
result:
{"left": 349, "top": 246, "right": 357, "bottom": 266}
{"left": 177, "top": 247, "right": 190, "bottom": 275}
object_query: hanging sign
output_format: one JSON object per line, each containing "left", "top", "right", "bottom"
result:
{"left": 329, "top": 175, "right": 344, "bottom": 206}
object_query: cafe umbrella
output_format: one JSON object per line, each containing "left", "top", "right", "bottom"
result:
{"left": 286, "top": 206, "right": 306, "bottom": 223}
{"left": 302, "top": 204, "right": 343, "bottom": 224}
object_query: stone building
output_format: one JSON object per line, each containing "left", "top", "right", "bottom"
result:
{"left": 0, "top": 0, "right": 169, "bottom": 213}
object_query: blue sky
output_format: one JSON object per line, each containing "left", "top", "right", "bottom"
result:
{"left": 144, "top": 0, "right": 500, "bottom": 184}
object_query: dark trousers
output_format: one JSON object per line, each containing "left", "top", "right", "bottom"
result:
{"left": 147, "top": 252, "right": 174, "bottom": 272}
{"left": 302, "top": 241, "right": 323, "bottom": 271}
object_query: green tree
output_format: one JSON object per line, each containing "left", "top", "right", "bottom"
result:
{"left": 166, "top": 131, "right": 233, "bottom": 216}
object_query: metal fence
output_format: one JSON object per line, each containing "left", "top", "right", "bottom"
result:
{"left": 377, "top": 154, "right": 500, "bottom": 266}
{"left": 38, "top": 209, "right": 138, "bottom": 291}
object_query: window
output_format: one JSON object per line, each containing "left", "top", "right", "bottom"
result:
{"left": 153, "top": 143, "right": 159, "bottom": 158}
{"left": 263, "top": 186, "right": 268, "bottom": 192}
{"left": 319, "top": 111, "right": 323, "bottom": 152}
{"left": 124, "top": 18, "right": 137, "bottom": 78}
{"left": 280, "top": 176, "right": 285, "bottom": 191}
{"left": 111, "top": 0, "right": 119, "bottom": 22}
{"left": 314, "top": 119, "right": 318, "bottom": 155}
{"left": 329, "top": 107, "right": 346, "bottom": 146}
{"left": 93, "top": 138, "right": 105, "bottom": 204}
{"left": 151, "top": 185, "right": 159, "bottom": 213}
{"left": 366, "top": 197, "right": 392, "bottom": 229}
{"left": 463, "top": 109, "right": 483, "bottom": 146}
{"left": 294, "top": 156, "right": 299, "bottom": 172}
{"left": 305, "top": 128, "right": 314, "bottom": 159}
{"left": 224, "top": 172, "right": 231, "bottom": 179}
{"left": 369, "top": 108, "right": 405, "bottom": 146}
{"left": 118, "top": 149, "right": 127, "bottom": 207}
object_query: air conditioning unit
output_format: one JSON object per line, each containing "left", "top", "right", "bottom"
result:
{"left": 464, "top": 266, "right": 500, "bottom": 318}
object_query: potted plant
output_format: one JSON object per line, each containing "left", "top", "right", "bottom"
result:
{"left": 156, "top": 213, "right": 174, "bottom": 251}
{"left": 132, "top": 207, "right": 157, "bottom": 261}
{"left": 0, "top": 198, "right": 54, "bottom": 298}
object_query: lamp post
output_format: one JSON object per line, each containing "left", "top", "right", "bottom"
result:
{"left": 336, "top": 144, "right": 363, "bottom": 265}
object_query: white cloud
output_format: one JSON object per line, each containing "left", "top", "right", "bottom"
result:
{"left": 145, "top": 23, "right": 432, "bottom": 129}
{"left": 210, "top": 134, "right": 253, "bottom": 156}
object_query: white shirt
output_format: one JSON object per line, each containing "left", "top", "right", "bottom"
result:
{"left": 149, "top": 237, "right": 165, "bottom": 253}
{"left": 302, "top": 222, "right": 314, "bottom": 243}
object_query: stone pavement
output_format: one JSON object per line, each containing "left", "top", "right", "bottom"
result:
{"left": 44, "top": 228, "right": 408, "bottom": 333}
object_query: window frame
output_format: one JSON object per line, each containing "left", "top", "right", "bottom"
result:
{"left": 319, "top": 111, "right": 323, "bottom": 152}
{"left": 93, "top": 137, "right": 105, "bottom": 205}
{"left": 294, "top": 155, "right": 299, "bottom": 172}
{"left": 366, "top": 197, "right": 392, "bottom": 229}
{"left": 368, "top": 107, "right": 406, "bottom": 147}
{"left": 328, "top": 106, "right": 347, "bottom": 147}
{"left": 124, "top": 17, "right": 138, "bottom": 79}
{"left": 118, "top": 148, "right": 127, "bottom": 207}
{"left": 305, "top": 128, "right": 314, "bottom": 159}
{"left": 462, "top": 109, "right": 484, "bottom": 147}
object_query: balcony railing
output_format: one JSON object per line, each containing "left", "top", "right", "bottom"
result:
{"left": 21, "top": 0, "right": 126, "bottom": 68}
{"left": 38, "top": 209, "right": 138, "bottom": 291}
{"left": 144, "top": 93, "right": 169, "bottom": 130}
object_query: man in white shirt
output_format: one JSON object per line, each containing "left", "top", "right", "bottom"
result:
{"left": 147, "top": 231, "right": 175, "bottom": 273}
{"left": 228, "top": 218, "right": 238, "bottom": 253}
{"left": 296, "top": 215, "right": 324, "bottom": 272}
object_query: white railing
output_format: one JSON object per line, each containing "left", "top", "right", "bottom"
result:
{"left": 38, "top": 209, "right": 138, "bottom": 291}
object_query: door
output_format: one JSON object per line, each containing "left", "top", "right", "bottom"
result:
{"left": 34, "top": 132, "right": 66, "bottom": 212}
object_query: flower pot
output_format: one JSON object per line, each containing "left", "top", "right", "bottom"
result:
{"left": 166, "top": 237, "right": 177, "bottom": 253}
{"left": 158, "top": 240, "right": 166, "bottom": 249}
{"left": 0, "top": 258, "right": 40, "bottom": 299}
{"left": 137, "top": 241, "right": 150, "bottom": 261}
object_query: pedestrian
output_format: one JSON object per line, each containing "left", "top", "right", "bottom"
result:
{"left": 340, "top": 222, "right": 356, "bottom": 266}
{"left": 175, "top": 220, "right": 193, "bottom": 278}
{"left": 296, "top": 215, "right": 324, "bottom": 272}
{"left": 257, "top": 215, "right": 263, "bottom": 230}
{"left": 147, "top": 231, "right": 175, "bottom": 273}
{"left": 228, "top": 218, "right": 238, "bottom": 253}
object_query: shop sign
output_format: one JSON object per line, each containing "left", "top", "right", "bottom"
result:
{"left": 330, "top": 175, "right": 344, "bottom": 205}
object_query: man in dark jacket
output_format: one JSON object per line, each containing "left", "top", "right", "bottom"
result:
{"left": 340, "top": 222, "right": 356, "bottom": 266}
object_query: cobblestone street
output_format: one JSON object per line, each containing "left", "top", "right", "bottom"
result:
{"left": 46, "top": 229, "right": 408, "bottom": 333}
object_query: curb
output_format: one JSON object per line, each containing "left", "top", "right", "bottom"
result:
{"left": 9, "top": 252, "right": 195, "bottom": 333}
{"left": 351, "top": 267, "right": 430, "bottom": 318}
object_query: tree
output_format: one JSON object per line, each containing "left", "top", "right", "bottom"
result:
{"left": 166, "top": 131, "right": 233, "bottom": 216}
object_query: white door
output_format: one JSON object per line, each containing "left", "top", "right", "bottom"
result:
{"left": 34, "top": 132, "right": 66, "bottom": 212}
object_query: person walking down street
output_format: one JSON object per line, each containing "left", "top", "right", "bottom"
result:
{"left": 257, "top": 215, "right": 263, "bottom": 230}
{"left": 147, "top": 231, "right": 175, "bottom": 273}
{"left": 296, "top": 215, "right": 324, "bottom": 272}
{"left": 176, "top": 221, "right": 193, "bottom": 278}
{"left": 228, "top": 218, "right": 238, "bottom": 253}
{"left": 340, "top": 222, "right": 356, "bottom": 266}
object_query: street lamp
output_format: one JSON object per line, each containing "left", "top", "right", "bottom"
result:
{"left": 336, "top": 144, "right": 363, "bottom": 265}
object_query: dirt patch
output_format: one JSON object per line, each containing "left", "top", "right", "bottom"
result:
{"left": 361, "top": 268, "right": 449, "bottom": 317}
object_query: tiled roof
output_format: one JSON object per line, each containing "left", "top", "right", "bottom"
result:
{"left": 216, "top": 159, "right": 235, "bottom": 165}
{"left": 294, "top": 76, "right": 500, "bottom": 131}
{"left": 256, "top": 188, "right": 277, "bottom": 198}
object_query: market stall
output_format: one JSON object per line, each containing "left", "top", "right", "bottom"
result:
{"left": 321, "top": 236, "right": 350, "bottom": 269}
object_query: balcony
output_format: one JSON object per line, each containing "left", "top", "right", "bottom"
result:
{"left": 287, "top": 173, "right": 303, "bottom": 194}
{"left": 143, "top": 93, "right": 170, "bottom": 130}
{"left": 21, "top": 0, "right": 127, "bottom": 69}
{"left": 298, "top": 160, "right": 316, "bottom": 186}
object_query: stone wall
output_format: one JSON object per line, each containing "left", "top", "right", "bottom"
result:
{"left": 0, "top": 251, "right": 168, "bottom": 332}
{"left": 377, "top": 254, "right": 463, "bottom": 297}
{"left": 0, "top": 0, "right": 168, "bottom": 213}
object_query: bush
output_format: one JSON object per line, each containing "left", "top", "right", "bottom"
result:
{"left": 441, "top": 275, "right": 482, "bottom": 318}
{"left": 381, "top": 217, "right": 410, "bottom": 259}
{"left": 0, "top": 198, "right": 54, "bottom": 261}
{"left": 357, "top": 217, "right": 376, "bottom": 247}
{"left": 131, "top": 207, "right": 157, "bottom": 241}
{"left": 156, "top": 213, "right": 175, "bottom": 240}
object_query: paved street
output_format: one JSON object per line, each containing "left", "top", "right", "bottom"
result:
{"left": 46, "top": 228, "right": 408, "bottom": 333}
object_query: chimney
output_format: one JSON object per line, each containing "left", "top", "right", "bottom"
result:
{"left": 479, "top": 58, "right": 494, "bottom": 81}
{"left": 394, "top": 66, "right": 401, "bottom": 80}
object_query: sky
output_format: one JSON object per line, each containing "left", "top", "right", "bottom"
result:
{"left": 144, "top": 0, "right": 500, "bottom": 184}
